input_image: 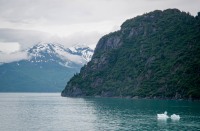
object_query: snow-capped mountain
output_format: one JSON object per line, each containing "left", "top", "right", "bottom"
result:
{"left": 69, "top": 44, "right": 94, "bottom": 62}
{"left": 0, "top": 43, "right": 94, "bottom": 92}
{"left": 27, "top": 43, "right": 93, "bottom": 67}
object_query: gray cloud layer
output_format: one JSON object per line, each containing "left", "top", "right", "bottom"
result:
{"left": 0, "top": 28, "right": 50, "bottom": 49}
{"left": 0, "top": 0, "right": 199, "bottom": 25}
{"left": 0, "top": 0, "right": 199, "bottom": 54}
{"left": 0, "top": 28, "right": 102, "bottom": 50}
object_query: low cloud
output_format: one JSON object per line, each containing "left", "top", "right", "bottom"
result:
{"left": 0, "top": 42, "right": 21, "bottom": 53}
{"left": 0, "top": 51, "right": 29, "bottom": 63}
{"left": 0, "top": 28, "right": 51, "bottom": 49}
{"left": 0, "top": 28, "right": 102, "bottom": 63}
{"left": 61, "top": 31, "right": 103, "bottom": 48}
{"left": 0, "top": 28, "right": 103, "bottom": 49}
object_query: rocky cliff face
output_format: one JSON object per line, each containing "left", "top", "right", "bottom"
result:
{"left": 62, "top": 9, "right": 200, "bottom": 99}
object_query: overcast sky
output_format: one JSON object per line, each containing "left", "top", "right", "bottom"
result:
{"left": 0, "top": 0, "right": 200, "bottom": 54}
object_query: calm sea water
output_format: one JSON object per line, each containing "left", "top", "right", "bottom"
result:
{"left": 0, "top": 93, "right": 200, "bottom": 131}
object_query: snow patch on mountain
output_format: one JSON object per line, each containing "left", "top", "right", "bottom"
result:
{"left": 69, "top": 44, "right": 94, "bottom": 62}
{"left": 0, "top": 43, "right": 94, "bottom": 68}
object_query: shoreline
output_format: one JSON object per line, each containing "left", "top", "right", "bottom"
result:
{"left": 61, "top": 94, "right": 200, "bottom": 101}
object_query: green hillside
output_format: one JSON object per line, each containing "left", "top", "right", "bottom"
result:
{"left": 62, "top": 9, "right": 200, "bottom": 99}
{"left": 0, "top": 61, "right": 80, "bottom": 92}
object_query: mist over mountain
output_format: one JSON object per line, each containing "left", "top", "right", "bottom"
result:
{"left": 0, "top": 43, "right": 94, "bottom": 92}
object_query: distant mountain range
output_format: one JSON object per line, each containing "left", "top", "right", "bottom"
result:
{"left": 0, "top": 43, "right": 94, "bottom": 92}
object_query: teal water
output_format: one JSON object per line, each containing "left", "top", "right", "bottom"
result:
{"left": 0, "top": 93, "right": 199, "bottom": 131}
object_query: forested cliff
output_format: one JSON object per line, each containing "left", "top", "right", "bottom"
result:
{"left": 62, "top": 9, "right": 200, "bottom": 99}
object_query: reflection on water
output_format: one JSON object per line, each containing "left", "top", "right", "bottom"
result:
{"left": 0, "top": 93, "right": 200, "bottom": 131}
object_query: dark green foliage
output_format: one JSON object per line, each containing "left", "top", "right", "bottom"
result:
{"left": 62, "top": 9, "right": 200, "bottom": 99}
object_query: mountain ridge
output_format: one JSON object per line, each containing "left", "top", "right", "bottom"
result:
{"left": 0, "top": 43, "right": 94, "bottom": 92}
